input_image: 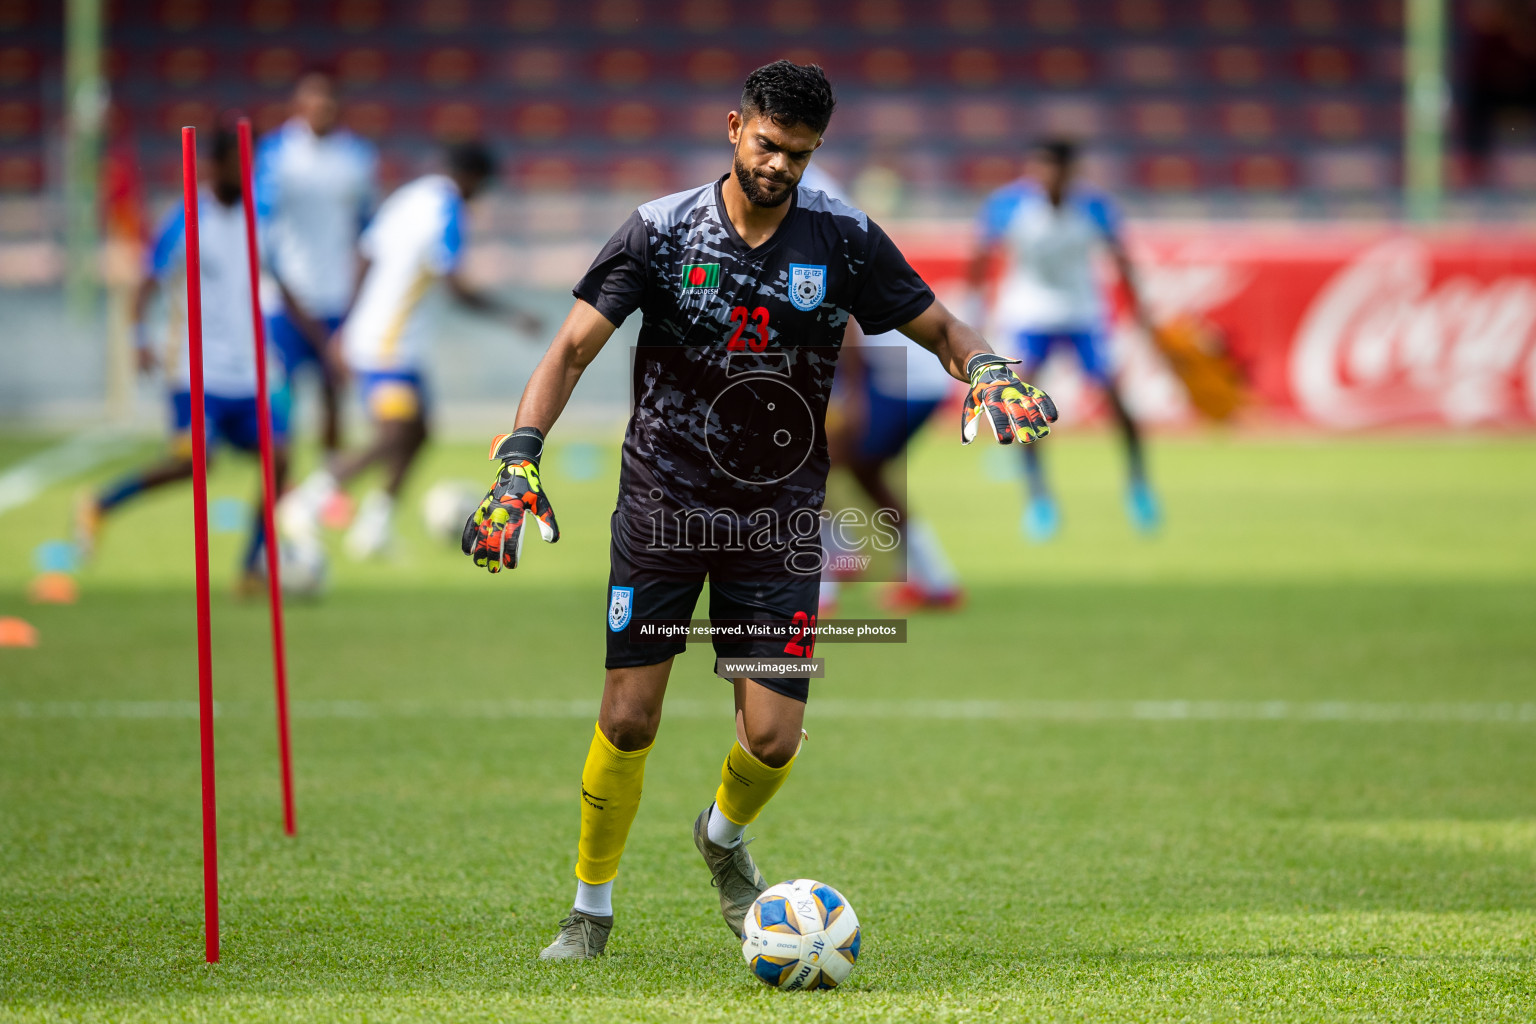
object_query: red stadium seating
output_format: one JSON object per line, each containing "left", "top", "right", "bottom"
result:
{"left": 157, "top": 98, "right": 217, "bottom": 135}
{"left": 0, "top": 153, "right": 42, "bottom": 192}
{"left": 342, "top": 100, "right": 394, "bottom": 140}
{"left": 519, "top": 155, "right": 580, "bottom": 191}
{"left": 0, "top": 46, "right": 36, "bottom": 87}
{"left": 1115, "top": 44, "right": 1181, "bottom": 87}
{"left": 1136, "top": 153, "right": 1204, "bottom": 191}
{"left": 336, "top": 47, "right": 389, "bottom": 87}
{"left": 505, "top": 48, "right": 566, "bottom": 88}
{"left": 1034, "top": 47, "right": 1093, "bottom": 89}
{"left": 158, "top": 46, "right": 214, "bottom": 88}
{"left": 951, "top": 100, "right": 1012, "bottom": 143}
{"left": 1208, "top": 45, "right": 1266, "bottom": 87}
{"left": 603, "top": 101, "right": 660, "bottom": 143}
{"left": 861, "top": 48, "right": 915, "bottom": 89}
{"left": 427, "top": 100, "right": 485, "bottom": 141}
{"left": 421, "top": 47, "right": 480, "bottom": 89}
{"left": 592, "top": 0, "right": 645, "bottom": 33}
{"left": 947, "top": 47, "right": 1002, "bottom": 89}
{"left": 505, "top": 0, "right": 558, "bottom": 32}
{"left": 1288, "top": 0, "right": 1340, "bottom": 34}
{"left": 686, "top": 48, "right": 738, "bottom": 88}
{"left": 511, "top": 101, "right": 570, "bottom": 142}
{"left": 1219, "top": 100, "right": 1280, "bottom": 145}
{"left": 1114, "top": 0, "right": 1167, "bottom": 33}
{"left": 245, "top": 0, "right": 296, "bottom": 32}
{"left": 1230, "top": 153, "right": 1296, "bottom": 191}
{"left": 1306, "top": 99, "right": 1367, "bottom": 143}
{"left": 1295, "top": 44, "right": 1355, "bottom": 87}
{"left": 1200, "top": 0, "right": 1253, "bottom": 33}
{"left": 1025, "top": 0, "right": 1078, "bottom": 34}
{"left": 1128, "top": 100, "right": 1192, "bottom": 143}
{"left": 678, "top": 0, "right": 731, "bottom": 34}
{"left": 249, "top": 47, "right": 304, "bottom": 90}
{"left": 594, "top": 48, "right": 650, "bottom": 88}
{"left": 607, "top": 155, "right": 673, "bottom": 194}
{"left": 853, "top": 0, "right": 906, "bottom": 34}
{"left": 331, "top": 0, "right": 385, "bottom": 32}
{"left": 158, "top": 0, "right": 206, "bottom": 31}
{"left": 961, "top": 155, "right": 1023, "bottom": 191}
{"left": 416, "top": 0, "right": 473, "bottom": 33}
{"left": 0, "top": 100, "right": 37, "bottom": 143}
{"left": 942, "top": 0, "right": 994, "bottom": 33}
{"left": 767, "top": 0, "right": 819, "bottom": 34}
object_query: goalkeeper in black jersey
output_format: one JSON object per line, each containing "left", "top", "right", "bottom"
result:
{"left": 461, "top": 61, "right": 1058, "bottom": 960}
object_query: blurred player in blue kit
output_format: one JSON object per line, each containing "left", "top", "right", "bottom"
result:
{"left": 255, "top": 67, "right": 377, "bottom": 457}
{"left": 76, "top": 129, "right": 287, "bottom": 592}
{"left": 969, "top": 139, "right": 1161, "bottom": 541}
{"left": 802, "top": 165, "right": 962, "bottom": 614}
{"left": 278, "top": 142, "right": 539, "bottom": 560}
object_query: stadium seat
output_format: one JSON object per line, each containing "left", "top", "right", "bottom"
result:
{"left": 857, "top": 99, "right": 925, "bottom": 141}
{"left": 604, "top": 101, "right": 660, "bottom": 143}
{"left": 512, "top": 101, "right": 570, "bottom": 142}
{"left": 595, "top": 48, "right": 649, "bottom": 88}
{"left": 1230, "top": 153, "right": 1295, "bottom": 190}
{"left": 505, "top": 48, "right": 565, "bottom": 88}
{"left": 607, "top": 155, "right": 673, "bottom": 194}
{"left": 519, "top": 155, "right": 579, "bottom": 190}
{"left": 687, "top": 101, "right": 725, "bottom": 142}
{"left": 1200, "top": 0, "right": 1253, "bottom": 33}
{"left": 861, "top": 48, "right": 914, "bottom": 89}
{"left": 246, "top": 0, "right": 295, "bottom": 32}
{"left": 253, "top": 101, "right": 288, "bottom": 135}
{"left": 332, "top": 0, "right": 385, "bottom": 32}
{"left": 158, "top": 46, "right": 213, "bottom": 88}
{"left": 1116, "top": 44, "right": 1181, "bottom": 87}
{"left": 0, "top": 100, "right": 36, "bottom": 142}
{"left": 1306, "top": 99, "right": 1367, "bottom": 143}
{"left": 505, "top": 0, "right": 557, "bottom": 31}
{"left": 678, "top": 0, "right": 730, "bottom": 34}
{"left": 854, "top": 0, "right": 905, "bottom": 33}
{"left": 1026, "top": 0, "right": 1078, "bottom": 33}
{"left": 157, "top": 99, "right": 217, "bottom": 135}
{"left": 768, "top": 0, "right": 819, "bottom": 34}
{"left": 1306, "top": 147, "right": 1391, "bottom": 191}
{"left": 1135, "top": 153, "right": 1203, "bottom": 191}
{"left": 1208, "top": 45, "right": 1265, "bottom": 87}
{"left": 961, "top": 154, "right": 1022, "bottom": 191}
{"left": 952, "top": 100, "right": 1011, "bottom": 143}
{"left": 1037, "top": 96, "right": 1105, "bottom": 139}
{"left": 158, "top": 0, "right": 206, "bottom": 31}
{"left": 947, "top": 47, "right": 1001, "bottom": 89}
{"left": 421, "top": 47, "right": 478, "bottom": 89}
{"left": 1287, "top": 0, "right": 1340, "bottom": 34}
{"left": 416, "top": 0, "right": 472, "bottom": 33}
{"left": 1296, "top": 45, "right": 1355, "bottom": 87}
{"left": 1219, "top": 100, "right": 1279, "bottom": 144}
{"left": 249, "top": 47, "right": 303, "bottom": 90}
{"left": 336, "top": 47, "right": 389, "bottom": 87}
{"left": 592, "top": 0, "right": 644, "bottom": 33}
{"left": 342, "top": 100, "right": 394, "bottom": 140}
{"left": 1034, "top": 46, "right": 1092, "bottom": 89}
{"left": 1114, "top": 0, "right": 1167, "bottom": 33}
{"left": 686, "top": 48, "right": 738, "bottom": 88}
{"left": 0, "top": 153, "right": 42, "bottom": 192}
{"left": 1128, "top": 100, "right": 1191, "bottom": 143}
{"left": 0, "top": 46, "right": 35, "bottom": 86}
{"left": 942, "top": 0, "right": 993, "bottom": 33}
{"left": 427, "top": 101, "right": 484, "bottom": 141}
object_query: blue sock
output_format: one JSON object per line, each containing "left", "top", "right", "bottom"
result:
{"left": 97, "top": 475, "right": 145, "bottom": 512}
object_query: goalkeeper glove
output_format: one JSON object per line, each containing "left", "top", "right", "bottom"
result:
{"left": 961, "top": 353, "right": 1059, "bottom": 445}
{"left": 462, "top": 427, "right": 560, "bottom": 573}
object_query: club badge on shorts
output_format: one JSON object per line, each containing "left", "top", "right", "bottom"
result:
{"left": 788, "top": 264, "right": 826, "bottom": 312}
{"left": 608, "top": 585, "right": 634, "bottom": 632}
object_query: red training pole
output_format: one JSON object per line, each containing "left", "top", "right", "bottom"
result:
{"left": 181, "top": 125, "right": 219, "bottom": 964}
{"left": 236, "top": 117, "right": 297, "bottom": 837}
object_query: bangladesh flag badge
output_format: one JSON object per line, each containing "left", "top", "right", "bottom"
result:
{"left": 681, "top": 262, "right": 721, "bottom": 290}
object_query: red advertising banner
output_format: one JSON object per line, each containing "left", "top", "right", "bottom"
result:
{"left": 902, "top": 226, "right": 1536, "bottom": 429}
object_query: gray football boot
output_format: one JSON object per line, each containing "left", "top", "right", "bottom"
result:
{"left": 538, "top": 909, "right": 613, "bottom": 961}
{"left": 693, "top": 804, "right": 768, "bottom": 938}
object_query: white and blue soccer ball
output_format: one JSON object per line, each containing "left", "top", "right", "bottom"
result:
{"left": 278, "top": 537, "right": 328, "bottom": 598}
{"left": 420, "top": 479, "right": 484, "bottom": 544}
{"left": 742, "top": 878, "right": 861, "bottom": 990}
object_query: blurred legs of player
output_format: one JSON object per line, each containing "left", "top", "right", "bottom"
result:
{"left": 78, "top": 391, "right": 290, "bottom": 591}
{"left": 1017, "top": 331, "right": 1157, "bottom": 542}
{"left": 268, "top": 310, "right": 346, "bottom": 456}
{"left": 821, "top": 376, "right": 961, "bottom": 615}
{"left": 279, "top": 372, "right": 427, "bottom": 560}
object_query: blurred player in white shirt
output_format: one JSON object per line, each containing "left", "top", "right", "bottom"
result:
{"left": 256, "top": 68, "right": 378, "bottom": 455}
{"left": 969, "top": 139, "right": 1159, "bottom": 541}
{"left": 78, "top": 129, "right": 288, "bottom": 591}
{"left": 279, "top": 141, "right": 538, "bottom": 560}
{"left": 803, "top": 164, "right": 962, "bottom": 614}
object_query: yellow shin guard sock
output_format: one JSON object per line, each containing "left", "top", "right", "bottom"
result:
{"left": 575, "top": 723, "right": 652, "bottom": 886}
{"left": 714, "top": 740, "right": 796, "bottom": 829}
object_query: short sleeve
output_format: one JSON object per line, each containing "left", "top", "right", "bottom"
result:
{"left": 428, "top": 193, "right": 465, "bottom": 275}
{"left": 146, "top": 205, "right": 186, "bottom": 279}
{"left": 848, "top": 218, "right": 935, "bottom": 336}
{"left": 976, "top": 184, "right": 1022, "bottom": 246}
{"left": 1082, "top": 192, "right": 1123, "bottom": 243}
{"left": 573, "top": 210, "right": 650, "bottom": 327}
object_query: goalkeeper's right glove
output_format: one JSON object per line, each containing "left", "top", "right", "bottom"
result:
{"left": 462, "top": 427, "right": 560, "bottom": 573}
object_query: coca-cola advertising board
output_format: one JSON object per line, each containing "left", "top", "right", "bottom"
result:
{"left": 902, "top": 226, "right": 1536, "bottom": 429}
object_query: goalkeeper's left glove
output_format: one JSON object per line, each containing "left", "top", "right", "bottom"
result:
{"left": 961, "top": 353, "right": 1059, "bottom": 445}
{"left": 462, "top": 427, "right": 560, "bottom": 573}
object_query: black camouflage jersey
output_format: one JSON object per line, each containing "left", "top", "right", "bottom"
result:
{"left": 574, "top": 175, "right": 935, "bottom": 534}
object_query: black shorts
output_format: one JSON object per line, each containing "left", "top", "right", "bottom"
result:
{"left": 604, "top": 512, "right": 820, "bottom": 702}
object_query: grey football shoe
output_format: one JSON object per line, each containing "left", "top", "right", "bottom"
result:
{"left": 693, "top": 804, "right": 768, "bottom": 938}
{"left": 538, "top": 909, "right": 613, "bottom": 961}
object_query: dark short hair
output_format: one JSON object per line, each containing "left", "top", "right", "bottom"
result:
{"left": 741, "top": 60, "right": 836, "bottom": 135}
{"left": 446, "top": 140, "right": 498, "bottom": 180}
{"left": 1033, "top": 137, "right": 1080, "bottom": 167}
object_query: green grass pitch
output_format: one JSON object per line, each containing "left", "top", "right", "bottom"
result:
{"left": 1, "top": 430, "right": 1534, "bottom": 1022}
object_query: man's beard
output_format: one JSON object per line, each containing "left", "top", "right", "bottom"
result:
{"left": 733, "top": 153, "right": 796, "bottom": 208}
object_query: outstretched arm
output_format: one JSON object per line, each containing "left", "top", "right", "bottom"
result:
{"left": 462, "top": 299, "right": 617, "bottom": 573}
{"left": 898, "top": 299, "right": 1058, "bottom": 446}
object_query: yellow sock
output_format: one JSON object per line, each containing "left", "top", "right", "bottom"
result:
{"left": 714, "top": 740, "right": 796, "bottom": 827}
{"left": 575, "top": 723, "right": 651, "bottom": 885}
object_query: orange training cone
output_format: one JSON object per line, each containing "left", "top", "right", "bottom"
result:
{"left": 0, "top": 617, "right": 38, "bottom": 647}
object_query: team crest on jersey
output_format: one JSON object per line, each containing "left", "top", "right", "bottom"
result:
{"left": 788, "top": 264, "right": 826, "bottom": 311}
{"left": 608, "top": 586, "right": 634, "bottom": 632}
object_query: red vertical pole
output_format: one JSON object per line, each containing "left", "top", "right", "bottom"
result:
{"left": 236, "top": 117, "right": 297, "bottom": 837}
{"left": 181, "top": 125, "right": 219, "bottom": 965}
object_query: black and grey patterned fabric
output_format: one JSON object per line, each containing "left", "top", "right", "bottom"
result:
{"left": 574, "top": 175, "right": 935, "bottom": 539}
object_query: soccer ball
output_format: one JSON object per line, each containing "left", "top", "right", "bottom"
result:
{"left": 741, "top": 878, "right": 861, "bottom": 990}
{"left": 420, "top": 479, "right": 484, "bottom": 544}
{"left": 278, "top": 537, "right": 328, "bottom": 598}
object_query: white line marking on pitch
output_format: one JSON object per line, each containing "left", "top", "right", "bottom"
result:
{"left": 0, "top": 433, "right": 142, "bottom": 517}
{"left": 4, "top": 699, "right": 1534, "bottom": 723}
